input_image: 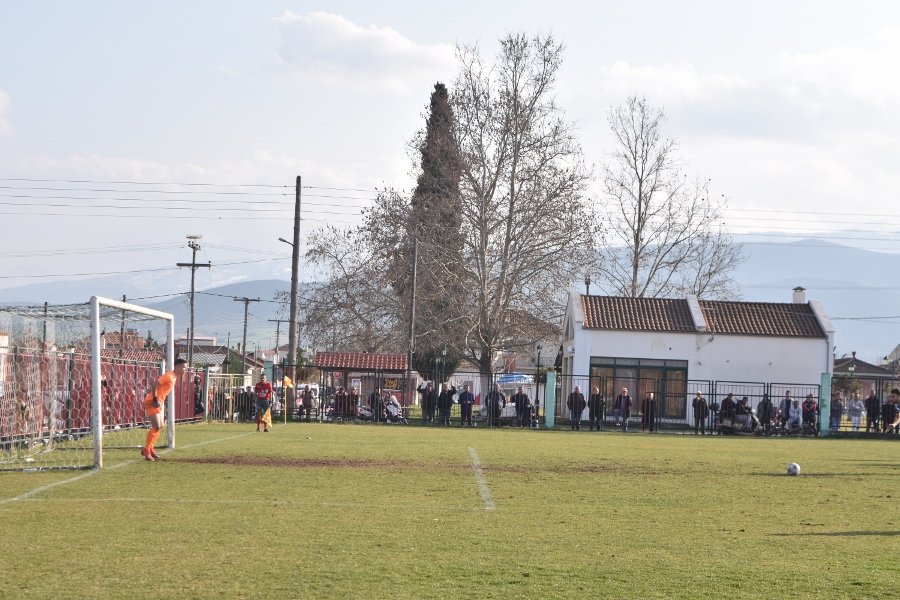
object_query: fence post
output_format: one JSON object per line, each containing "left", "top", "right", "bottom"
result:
{"left": 819, "top": 374, "right": 831, "bottom": 437}
{"left": 544, "top": 370, "right": 557, "bottom": 429}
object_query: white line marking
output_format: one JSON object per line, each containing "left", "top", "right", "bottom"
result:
{"left": 0, "top": 431, "right": 254, "bottom": 506}
{"left": 468, "top": 447, "right": 496, "bottom": 511}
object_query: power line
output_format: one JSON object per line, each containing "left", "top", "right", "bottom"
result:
{"left": 0, "top": 177, "right": 380, "bottom": 195}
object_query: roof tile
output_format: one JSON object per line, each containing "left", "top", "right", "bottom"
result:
{"left": 314, "top": 352, "right": 407, "bottom": 371}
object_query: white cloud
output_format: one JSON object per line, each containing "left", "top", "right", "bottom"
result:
{"left": 272, "top": 11, "right": 455, "bottom": 93}
{"left": 777, "top": 27, "right": 900, "bottom": 108}
{"left": 0, "top": 90, "right": 12, "bottom": 135}
{"left": 599, "top": 61, "right": 748, "bottom": 104}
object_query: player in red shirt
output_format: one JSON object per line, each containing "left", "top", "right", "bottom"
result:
{"left": 142, "top": 357, "right": 187, "bottom": 461}
{"left": 254, "top": 374, "right": 274, "bottom": 432}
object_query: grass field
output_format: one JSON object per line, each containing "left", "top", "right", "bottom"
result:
{"left": 1, "top": 422, "right": 898, "bottom": 599}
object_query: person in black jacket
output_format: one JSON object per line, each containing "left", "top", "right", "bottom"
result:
{"left": 417, "top": 382, "right": 437, "bottom": 425}
{"left": 614, "top": 387, "right": 633, "bottom": 432}
{"left": 587, "top": 386, "right": 604, "bottom": 431}
{"left": 437, "top": 382, "right": 457, "bottom": 426}
{"left": 511, "top": 386, "right": 530, "bottom": 428}
{"left": 864, "top": 391, "right": 880, "bottom": 433}
{"left": 567, "top": 386, "right": 586, "bottom": 431}
{"left": 485, "top": 383, "right": 506, "bottom": 427}
{"left": 458, "top": 384, "right": 475, "bottom": 427}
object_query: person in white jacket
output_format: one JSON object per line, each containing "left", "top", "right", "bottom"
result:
{"left": 785, "top": 399, "right": 803, "bottom": 432}
{"left": 847, "top": 392, "right": 866, "bottom": 432}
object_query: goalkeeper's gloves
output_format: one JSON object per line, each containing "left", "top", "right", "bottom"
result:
{"left": 152, "top": 397, "right": 161, "bottom": 408}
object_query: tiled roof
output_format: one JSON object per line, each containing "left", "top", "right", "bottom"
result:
{"left": 699, "top": 301, "right": 825, "bottom": 338}
{"left": 581, "top": 295, "right": 827, "bottom": 338}
{"left": 314, "top": 352, "right": 407, "bottom": 371}
{"left": 833, "top": 356, "right": 893, "bottom": 376}
{"left": 581, "top": 296, "right": 695, "bottom": 332}
{"left": 99, "top": 349, "right": 164, "bottom": 362}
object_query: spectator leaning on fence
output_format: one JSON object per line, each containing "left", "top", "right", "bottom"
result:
{"left": 417, "top": 382, "right": 437, "bottom": 425}
{"left": 437, "top": 382, "right": 457, "bottom": 427}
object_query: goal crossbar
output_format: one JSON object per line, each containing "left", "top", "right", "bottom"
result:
{"left": 90, "top": 296, "right": 175, "bottom": 468}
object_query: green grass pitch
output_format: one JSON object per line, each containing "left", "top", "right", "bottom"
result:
{"left": 1, "top": 423, "right": 897, "bottom": 599}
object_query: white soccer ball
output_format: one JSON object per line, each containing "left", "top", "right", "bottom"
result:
{"left": 787, "top": 462, "right": 801, "bottom": 476}
{"left": 114, "top": 425, "right": 121, "bottom": 430}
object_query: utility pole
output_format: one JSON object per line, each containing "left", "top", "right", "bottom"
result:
{"left": 177, "top": 235, "right": 211, "bottom": 369}
{"left": 234, "top": 297, "right": 261, "bottom": 374}
{"left": 278, "top": 175, "right": 302, "bottom": 415}
{"left": 268, "top": 318, "right": 290, "bottom": 354}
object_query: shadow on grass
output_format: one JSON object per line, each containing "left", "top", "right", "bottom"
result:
{"left": 772, "top": 530, "right": 899, "bottom": 537}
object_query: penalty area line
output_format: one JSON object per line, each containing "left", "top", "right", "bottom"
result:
{"left": 0, "top": 431, "right": 255, "bottom": 506}
{"left": 468, "top": 447, "right": 496, "bottom": 511}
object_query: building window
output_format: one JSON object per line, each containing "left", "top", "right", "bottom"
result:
{"left": 589, "top": 356, "right": 689, "bottom": 419}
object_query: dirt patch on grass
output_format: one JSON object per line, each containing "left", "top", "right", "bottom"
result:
{"left": 173, "top": 456, "right": 665, "bottom": 475}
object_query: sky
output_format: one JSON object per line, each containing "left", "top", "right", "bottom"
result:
{"left": 2, "top": 1, "right": 900, "bottom": 302}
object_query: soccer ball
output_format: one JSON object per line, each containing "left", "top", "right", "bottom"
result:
{"left": 787, "top": 463, "right": 801, "bottom": 476}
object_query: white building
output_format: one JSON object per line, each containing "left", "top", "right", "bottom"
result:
{"left": 560, "top": 287, "right": 834, "bottom": 424}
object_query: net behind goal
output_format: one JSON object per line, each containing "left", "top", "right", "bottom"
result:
{"left": 0, "top": 296, "right": 176, "bottom": 471}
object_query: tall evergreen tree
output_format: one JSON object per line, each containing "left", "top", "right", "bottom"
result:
{"left": 393, "top": 82, "right": 466, "bottom": 378}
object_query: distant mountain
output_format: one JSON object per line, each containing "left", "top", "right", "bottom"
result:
{"left": 2, "top": 239, "right": 898, "bottom": 362}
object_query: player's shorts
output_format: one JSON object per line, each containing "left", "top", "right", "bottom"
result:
{"left": 144, "top": 396, "right": 162, "bottom": 416}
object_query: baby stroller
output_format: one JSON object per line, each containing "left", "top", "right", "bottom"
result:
{"left": 384, "top": 396, "right": 407, "bottom": 424}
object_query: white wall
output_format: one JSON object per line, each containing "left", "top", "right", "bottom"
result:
{"left": 566, "top": 329, "right": 829, "bottom": 385}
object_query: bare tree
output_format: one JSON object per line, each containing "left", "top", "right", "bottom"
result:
{"left": 598, "top": 96, "right": 742, "bottom": 299}
{"left": 290, "top": 220, "right": 406, "bottom": 354}
{"left": 453, "top": 33, "right": 594, "bottom": 372}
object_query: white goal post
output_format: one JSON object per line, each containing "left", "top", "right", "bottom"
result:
{"left": 90, "top": 296, "right": 175, "bottom": 468}
{"left": 0, "top": 296, "right": 178, "bottom": 471}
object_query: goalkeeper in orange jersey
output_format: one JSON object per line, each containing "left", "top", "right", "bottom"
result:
{"left": 142, "top": 357, "right": 187, "bottom": 461}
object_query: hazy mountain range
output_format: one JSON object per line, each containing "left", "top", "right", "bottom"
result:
{"left": 1, "top": 239, "right": 898, "bottom": 362}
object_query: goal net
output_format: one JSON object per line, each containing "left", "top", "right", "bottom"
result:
{"left": 0, "top": 296, "right": 176, "bottom": 471}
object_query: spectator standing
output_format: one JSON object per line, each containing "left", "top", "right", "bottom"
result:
{"left": 883, "top": 389, "right": 900, "bottom": 434}
{"left": 720, "top": 393, "right": 737, "bottom": 425}
{"left": 369, "top": 387, "right": 383, "bottom": 423}
{"left": 348, "top": 387, "right": 360, "bottom": 419}
{"left": 830, "top": 392, "right": 845, "bottom": 432}
{"left": 485, "top": 383, "right": 506, "bottom": 427}
{"left": 614, "top": 387, "right": 633, "bottom": 432}
{"left": 692, "top": 391, "right": 709, "bottom": 435}
{"left": 299, "top": 385, "right": 314, "bottom": 422}
{"left": 802, "top": 394, "right": 819, "bottom": 434}
{"left": 511, "top": 386, "right": 530, "bottom": 428}
{"left": 567, "top": 386, "right": 586, "bottom": 431}
{"left": 587, "top": 386, "right": 604, "bottom": 431}
{"left": 847, "top": 392, "right": 865, "bottom": 432}
{"left": 640, "top": 391, "right": 656, "bottom": 432}
{"left": 779, "top": 391, "right": 793, "bottom": 429}
{"left": 864, "top": 391, "right": 880, "bottom": 433}
{"left": 458, "top": 384, "right": 475, "bottom": 427}
{"left": 333, "top": 387, "right": 348, "bottom": 421}
{"left": 254, "top": 374, "right": 274, "bottom": 432}
{"left": 437, "top": 382, "right": 457, "bottom": 426}
{"left": 417, "top": 382, "right": 437, "bottom": 425}
{"left": 756, "top": 393, "right": 774, "bottom": 434}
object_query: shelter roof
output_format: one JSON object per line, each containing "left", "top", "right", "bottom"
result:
{"left": 314, "top": 352, "right": 407, "bottom": 371}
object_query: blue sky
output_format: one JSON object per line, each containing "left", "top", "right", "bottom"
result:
{"left": 2, "top": 1, "right": 900, "bottom": 291}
